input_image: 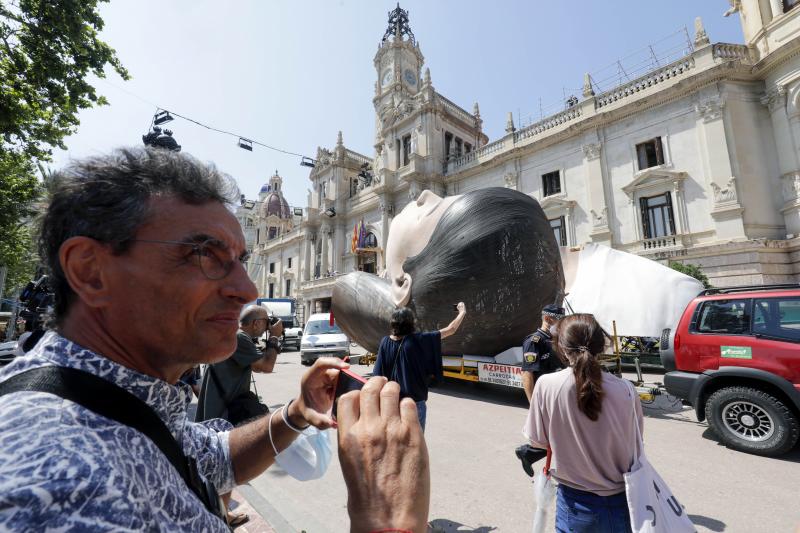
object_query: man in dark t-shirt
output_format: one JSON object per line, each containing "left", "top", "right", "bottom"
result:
{"left": 374, "top": 303, "right": 466, "bottom": 431}
{"left": 195, "top": 305, "right": 281, "bottom": 424}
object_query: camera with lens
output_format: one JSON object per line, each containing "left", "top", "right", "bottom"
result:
{"left": 18, "top": 276, "right": 53, "bottom": 330}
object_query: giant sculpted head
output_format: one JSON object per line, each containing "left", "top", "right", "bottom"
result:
{"left": 332, "top": 187, "right": 564, "bottom": 355}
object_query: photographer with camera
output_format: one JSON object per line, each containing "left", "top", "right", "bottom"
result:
{"left": 196, "top": 304, "right": 281, "bottom": 426}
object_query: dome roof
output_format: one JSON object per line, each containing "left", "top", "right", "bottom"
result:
{"left": 261, "top": 191, "right": 291, "bottom": 219}
{"left": 260, "top": 183, "right": 271, "bottom": 193}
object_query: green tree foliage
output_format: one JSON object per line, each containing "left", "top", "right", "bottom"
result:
{"left": 669, "top": 261, "right": 712, "bottom": 289}
{"left": 0, "top": 0, "right": 128, "bottom": 296}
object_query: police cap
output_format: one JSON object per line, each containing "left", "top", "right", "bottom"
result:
{"left": 542, "top": 304, "right": 565, "bottom": 319}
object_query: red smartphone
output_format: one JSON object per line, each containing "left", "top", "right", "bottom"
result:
{"left": 332, "top": 368, "right": 368, "bottom": 418}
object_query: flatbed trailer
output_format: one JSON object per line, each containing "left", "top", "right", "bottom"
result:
{"left": 441, "top": 321, "right": 664, "bottom": 402}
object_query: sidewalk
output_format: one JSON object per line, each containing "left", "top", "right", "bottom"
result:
{"left": 230, "top": 483, "right": 307, "bottom": 533}
{"left": 229, "top": 488, "right": 279, "bottom": 533}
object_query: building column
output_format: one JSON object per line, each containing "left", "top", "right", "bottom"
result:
{"left": 320, "top": 223, "right": 330, "bottom": 275}
{"left": 583, "top": 143, "right": 612, "bottom": 245}
{"left": 379, "top": 196, "right": 393, "bottom": 271}
{"left": 332, "top": 223, "right": 344, "bottom": 273}
{"left": 696, "top": 96, "right": 745, "bottom": 240}
{"left": 763, "top": 87, "right": 800, "bottom": 236}
{"left": 302, "top": 232, "right": 313, "bottom": 282}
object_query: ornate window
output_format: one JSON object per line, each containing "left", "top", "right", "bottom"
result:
{"left": 635, "top": 137, "right": 664, "bottom": 170}
{"left": 402, "top": 134, "right": 412, "bottom": 166}
{"left": 549, "top": 216, "right": 567, "bottom": 246}
{"left": 539, "top": 196, "right": 576, "bottom": 246}
{"left": 268, "top": 283, "right": 275, "bottom": 299}
{"left": 542, "top": 170, "right": 561, "bottom": 197}
{"left": 285, "top": 279, "right": 292, "bottom": 297}
{"left": 640, "top": 193, "right": 676, "bottom": 239}
{"left": 622, "top": 168, "right": 687, "bottom": 249}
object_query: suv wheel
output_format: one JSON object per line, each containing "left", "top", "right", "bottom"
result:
{"left": 705, "top": 386, "right": 799, "bottom": 456}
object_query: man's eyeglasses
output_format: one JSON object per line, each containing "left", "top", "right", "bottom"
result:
{"left": 130, "top": 239, "right": 250, "bottom": 280}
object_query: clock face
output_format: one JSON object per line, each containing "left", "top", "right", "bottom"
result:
{"left": 381, "top": 69, "right": 394, "bottom": 87}
{"left": 403, "top": 69, "right": 417, "bottom": 86}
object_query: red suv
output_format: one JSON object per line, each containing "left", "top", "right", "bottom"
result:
{"left": 661, "top": 284, "right": 800, "bottom": 456}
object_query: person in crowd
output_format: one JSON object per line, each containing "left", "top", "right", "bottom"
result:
{"left": 195, "top": 304, "right": 281, "bottom": 527}
{"left": 179, "top": 365, "right": 202, "bottom": 398}
{"left": 0, "top": 147, "right": 432, "bottom": 532}
{"left": 521, "top": 304, "right": 566, "bottom": 403}
{"left": 523, "top": 313, "right": 643, "bottom": 533}
{"left": 373, "top": 303, "right": 466, "bottom": 431}
{"left": 195, "top": 304, "right": 280, "bottom": 424}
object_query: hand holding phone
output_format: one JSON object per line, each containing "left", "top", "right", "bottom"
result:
{"left": 332, "top": 368, "right": 368, "bottom": 418}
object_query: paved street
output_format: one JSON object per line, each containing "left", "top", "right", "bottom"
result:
{"left": 248, "top": 349, "right": 800, "bottom": 533}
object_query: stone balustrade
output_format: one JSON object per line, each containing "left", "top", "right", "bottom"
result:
{"left": 447, "top": 138, "right": 505, "bottom": 172}
{"left": 514, "top": 107, "right": 582, "bottom": 143}
{"left": 301, "top": 274, "right": 341, "bottom": 291}
{"left": 345, "top": 149, "right": 372, "bottom": 167}
{"left": 712, "top": 43, "right": 751, "bottom": 62}
{"left": 596, "top": 57, "right": 695, "bottom": 108}
{"left": 436, "top": 94, "right": 476, "bottom": 126}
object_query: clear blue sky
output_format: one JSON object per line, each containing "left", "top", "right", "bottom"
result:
{"left": 52, "top": 1, "right": 744, "bottom": 209}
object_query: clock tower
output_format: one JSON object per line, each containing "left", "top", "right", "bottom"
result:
{"left": 374, "top": 4, "right": 423, "bottom": 101}
{"left": 370, "top": 3, "right": 487, "bottom": 196}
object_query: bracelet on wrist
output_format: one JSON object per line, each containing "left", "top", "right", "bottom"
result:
{"left": 282, "top": 398, "right": 310, "bottom": 432}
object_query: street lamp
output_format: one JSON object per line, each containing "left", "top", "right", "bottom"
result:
{"left": 153, "top": 110, "right": 174, "bottom": 125}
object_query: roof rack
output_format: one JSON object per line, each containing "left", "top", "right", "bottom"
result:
{"left": 701, "top": 284, "right": 800, "bottom": 296}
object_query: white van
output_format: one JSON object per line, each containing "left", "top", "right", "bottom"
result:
{"left": 300, "top": 313, "right": 350, "bottom": 365}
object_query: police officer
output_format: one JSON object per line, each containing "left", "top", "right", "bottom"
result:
{"left": 521, "top": 303, "right": 565, "bottom": 403}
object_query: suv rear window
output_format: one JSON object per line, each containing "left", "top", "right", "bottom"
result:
{"left": 753, "top": 297, "right": 800, "bottom": 342}
{"left": 695, "top": 299, "right": 751, "bottom": 335}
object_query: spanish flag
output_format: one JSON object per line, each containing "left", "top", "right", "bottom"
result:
{"left": 351, "top": 223, "right": 358, "bottom": 253}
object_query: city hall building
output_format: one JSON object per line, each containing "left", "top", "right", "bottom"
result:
{"left": 240, "top": 1, "right": 800, "bottom": 324}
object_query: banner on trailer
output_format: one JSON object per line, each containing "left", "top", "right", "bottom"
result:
{"left": 478, "top": 363, "right": 523, "bottom": 388}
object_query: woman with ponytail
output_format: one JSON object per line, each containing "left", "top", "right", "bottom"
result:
{"left": 523, "top": 314, "right": 643, "bottom": 533}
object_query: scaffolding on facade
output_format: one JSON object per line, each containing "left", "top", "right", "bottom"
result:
{"left": 518, "top": 27, "right": 695, "bottom": 129}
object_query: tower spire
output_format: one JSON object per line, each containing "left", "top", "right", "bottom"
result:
{"left": 381, "top": 4, "right": 415, "bottom": 44}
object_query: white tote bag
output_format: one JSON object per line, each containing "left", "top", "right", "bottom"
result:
{"left": 624, "top": 384, "right": 696, "bottom": 533}
{"left": 531, "top": 448, "right": 557, "bottom": 533}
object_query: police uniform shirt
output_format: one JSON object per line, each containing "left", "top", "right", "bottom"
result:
{"left": 521, "top": 328, "right": 563, "bottom": 375}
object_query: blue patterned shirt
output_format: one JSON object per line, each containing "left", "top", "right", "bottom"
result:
{"left": 0, "top": 332, "right": 235, "bottom": 532}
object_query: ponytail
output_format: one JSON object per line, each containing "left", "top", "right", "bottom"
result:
{"left": 555, "top": 314, "right": 608, "bottom": 421}
{"left": 572, "top": 348, "right": 604, "bottom": 421}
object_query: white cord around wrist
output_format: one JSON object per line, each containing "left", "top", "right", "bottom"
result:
{"left": 268, "top": 408, "right": 279, "bottom": 456}
{"left": 282, "top": 399, "right": 310, "bottom": 433}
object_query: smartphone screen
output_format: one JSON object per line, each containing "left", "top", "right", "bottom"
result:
{"left": 332, "top": 368, "right": 368, "bottom": 418}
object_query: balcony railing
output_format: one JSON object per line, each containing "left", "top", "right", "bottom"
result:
{"left": 641, "top": 235, "right": 678, "bottom": 250}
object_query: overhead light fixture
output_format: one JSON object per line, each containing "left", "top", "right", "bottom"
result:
{"left": 300, "top": 156, "right": 316, "bottom": 168}
{"left": 238, "top": 138, "right": 253, "bottom": 151}
{"left": 153, "top": 110, "right": 174, "bottom": 125}
{"left": 323, "top": 207, "right": 336, "bottom": 217}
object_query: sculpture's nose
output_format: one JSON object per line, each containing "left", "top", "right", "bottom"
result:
{"left": 332, "top": 272, "right": 395, "bottom": 353}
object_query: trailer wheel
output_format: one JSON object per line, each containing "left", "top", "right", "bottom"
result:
{"left": 705, "top": 386, "right": 799, "bottom": 457}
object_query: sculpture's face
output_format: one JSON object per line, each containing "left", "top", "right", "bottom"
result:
{"left": 385, "top": 190, "right": 458, "bottom": 306}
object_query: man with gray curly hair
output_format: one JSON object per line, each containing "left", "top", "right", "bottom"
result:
{"left": 0, "top": 148, "right": 432, "bottom": 533}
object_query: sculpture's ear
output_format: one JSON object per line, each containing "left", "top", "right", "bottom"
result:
{"left": 391, "top": 272, "right": 412, "bottom": 307}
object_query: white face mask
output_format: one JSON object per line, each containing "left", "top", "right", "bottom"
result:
{"left": 274, "top": 426, "right": 333, "bottom": 481}
{"left": 549, "top": 325, "right": 558, "bottom": 336}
